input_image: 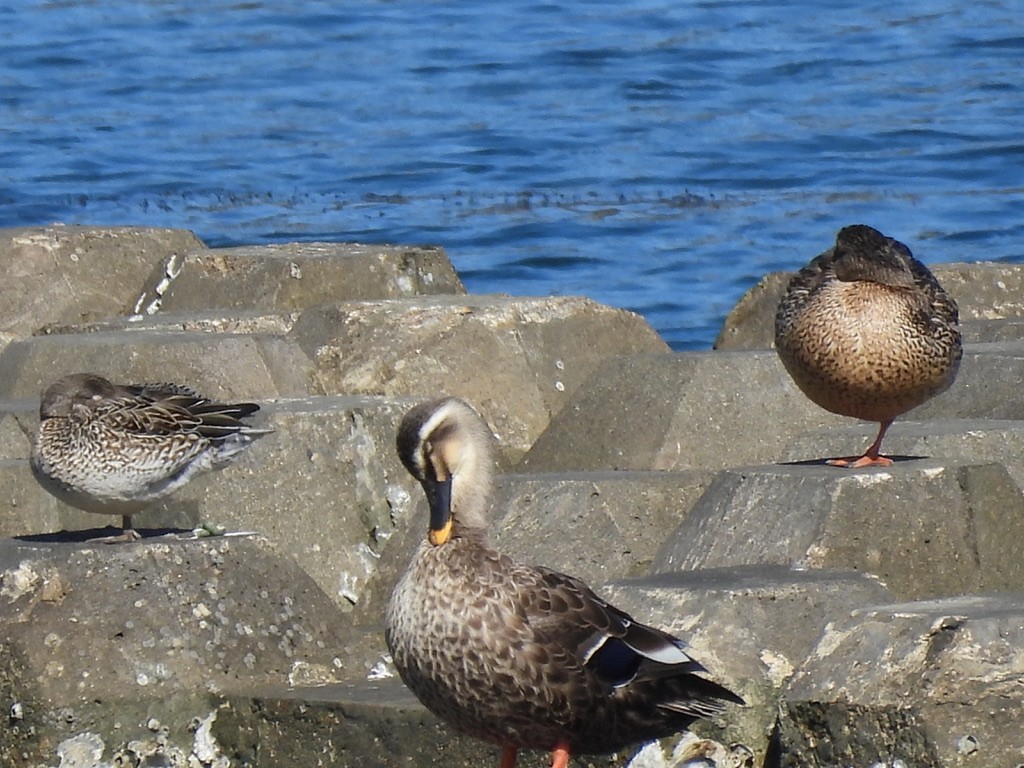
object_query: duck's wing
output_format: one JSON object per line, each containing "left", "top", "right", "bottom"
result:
{"left": 779, "top": 248, "right": 836, "bottom": 310}
{"left": 94, "top": 392, "right": 268, "bottom": 441}
{"left": 906, "top": 256, "right": 959, "bottom": 326}
{"left": 519, "top": 566, "right": 743, "bottom": 715}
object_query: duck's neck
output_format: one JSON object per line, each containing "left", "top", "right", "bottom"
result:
{"left": 449, "top": 448, "right": 493, "bottom": 541}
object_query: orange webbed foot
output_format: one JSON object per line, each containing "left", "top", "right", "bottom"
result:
{"left": 551, "top": 744, "right": 570, "bottom": 768}
{"left": 826, "top": 454, "right": 894, "bottom": 468}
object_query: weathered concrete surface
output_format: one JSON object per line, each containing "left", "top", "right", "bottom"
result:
{"left": 0, "top": 459, "right": 64, "bottom": 539}
{"left": 491, "top": 470, "right": 715, "bottom": 584}
{"left": 4, "top": 230, "right": 1024, "bottom": 766}
{"left": 715, "top": 261, "right": 1024, "bottom": 350}
{"left": 778, "top": 594, "right": 1024, "bottom": 767}
{"left": 784, "top": 418, "right": 1024, "bottom": 490}
{"left": 653, "top": 460, "right": 1024, "bottom": 601}
{"left": 0, "top": 535, "right": 355, "bottom": 767}
{"left": 290, "top": 294, "right": 670, "bottom": 461}
{"left": 911, "top": 340, "right": 1024, "bottom": 421}
{"left": 0, "top": 398, "right": 34, "bottom": 459}
{"left": 39, "top": 308, "right": 303, "bottom": 337}
{"left": 597, "top": 566, "right": 894, "bottom": 765}
{"left": 0, "top": 225, "right": 205, "bottom": 347}
{"left": 713, "top": 271, "right": 790, "bottom": 350}
{"left": 134, "top": 242, "right": 465, "bottom": 316}
{"left": 212, "top": 679, "right": 748, "bottom": 768}
{"left": 0, "top": 330, "right": 317, "bottom": 401}
{"left": 770, "top": 701, "right": 941, "bottom": 768}
{"left": 520, "top": 351, "right": 845, "bottom": 473}
{"left": 1, "top": 395, "right": 425, "bottom": 623}
{"left": 148, "top": 396, "right": 424, "bottom": 621}
{"left": 961, "top": 317, "right": 1024, "bottom": 343}
{"left": 214, "top": 681, "right": 508, "bottom": 768}
{"left": 521, "top": 339, "right": 1024, "bottom": 474}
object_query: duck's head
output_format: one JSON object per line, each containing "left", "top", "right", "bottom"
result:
{"left": 833, "top": 224, "right": 916, "bottom": 288}
{"left": 396, "top": 397, "right": 495, "bottom": 546}
{"left": 39, "top": 373, "right": 121, "bottom": 420}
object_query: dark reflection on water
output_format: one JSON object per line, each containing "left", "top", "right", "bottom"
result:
{"left": 1, "top": 0, "right": 1022, "bottom": 348}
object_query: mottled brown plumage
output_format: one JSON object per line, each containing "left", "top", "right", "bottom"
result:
{"left": 385, "top": 397, "right": 742, "bottom": 768}
{"left": 31, "top": 373, "right": 273, "bottom": 540}
{"left": 775, "top": 224, "right": 962, "bottom": 467}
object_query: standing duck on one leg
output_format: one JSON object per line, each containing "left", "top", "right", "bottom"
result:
{"left": 386, "top": 397, "right": 743, "bottom": 768}
{"left": 774, "top": 224, "right": 962, "bottom": 468}
{"left": 31, "top": 372, "right": 274, "bottom": 541}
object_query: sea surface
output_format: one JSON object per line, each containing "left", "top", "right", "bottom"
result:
{"left": 2, "top": 0, "right": 1022, "bottom": 349}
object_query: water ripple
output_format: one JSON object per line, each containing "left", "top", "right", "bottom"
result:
{"left": 1, "top": 0, "right": 1022, "bottom": 349}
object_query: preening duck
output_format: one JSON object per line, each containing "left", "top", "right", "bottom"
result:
{"left": 385, "top": 397, "right": 743, "bottom": 768}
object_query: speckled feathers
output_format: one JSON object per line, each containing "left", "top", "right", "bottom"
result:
{"left": 31, "top": 373, "right": 272, "bottom": 533}
{"left": 386, "top": 397, "right": 741, "bottom": 762}
{"left": 774, "top": 225, "right": 961, "bottom": 462}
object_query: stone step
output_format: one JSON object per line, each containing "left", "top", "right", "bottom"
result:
{"left": 0, "top": 534, "right": 358, "bottom": 767}
{"left": 652, "top": 459, "right": 1024, "bottom": 601}
{"left": 520, "top": 350, "right": 846, "bottom": 473}
{"left": 133, "top": 241, "right": 464, "bottom": 316}
{"left": 783, "top": 418, "right": 1024, "bottom": 490}
{"left": 521, "top": 340, "right": 1024, "bottom": 474}
{"left": 778, "top": 593, "right": 1024, "bottom": 766}
{"left": 0, "top": 330, "right": 316, "bottom": 401}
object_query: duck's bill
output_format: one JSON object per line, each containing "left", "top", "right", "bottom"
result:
{"left": 423, "top": 477, "right": 453, "bottom": 546}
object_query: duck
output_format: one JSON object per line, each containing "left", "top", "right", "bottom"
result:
{"left": 30, "top": 372, "right": 273, "bottom": 541}
{"left": 385, "top": 397, "right": 743, "bottom": 768}
{"left": 774, "top": 224, "right": 962, "bottom": 468}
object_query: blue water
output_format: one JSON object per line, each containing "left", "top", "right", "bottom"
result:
{"left": 2, "top": 1, "right": 1022, "bottom": 349}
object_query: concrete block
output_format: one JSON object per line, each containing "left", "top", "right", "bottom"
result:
{"left": 598, "top": 565, "right": 894, "bottom": 765}
{"left": 148, "top": 396, "right": 423, "bottom": 622}
{"left": 0, "top": 459, "right": 64, "bottom": 537}
{"left": 771, "top": 701, "right": 940, "bottom": 768}
{"left": 961, "top": 317, "right": 1024, "bottom": 343}
{"left": 289, "top": 295, "right": 669, "bottom": 460}
{"left": 0, "top": 535, "right": 355, "bottom": 766}
{"left": 0, "top": 399, "right": 34, "bottom": 459}
{"left": 215, "top": 567, "right": 855, "bottom": 768}
{"left": 713, "top": 271, "right": 790, "bottom": 350}
{"left": 911, "top": 340, "right": 1024, "bottom": 421}
{"left": 491, "top": 469, "right": 715, "bottom": 584}
{"left": 653, "top": 460, "right": 1024, "bottom": 600}
{"left": 134, "top": 242, "right": 464, "bottom": 315}
{"left": 0, "top": 225, "right": 204, "bottom": 344}
{"left": 778, "top": 594, "right": 1024, "bottom": 766}
{"left": 0, "top": 330, "right": 317, "bottom": 401}
{"left": 520, "top": 351, "right": 845, "bottom": 473}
